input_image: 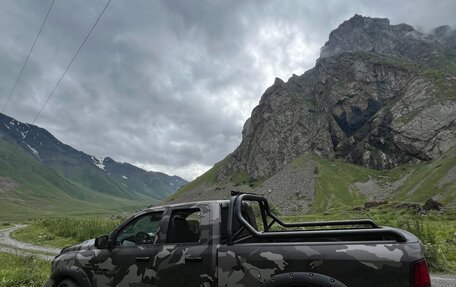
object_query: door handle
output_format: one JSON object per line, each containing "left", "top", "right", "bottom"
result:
{"left": 135, "top": 256, "right": 150, "bottom": 262}
{"left": 185, "top": 256, "right": 203, "bottom": 262}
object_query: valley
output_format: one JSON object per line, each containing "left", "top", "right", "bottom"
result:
{"left": 0, "top": 13, "right": 455, "bottom": 287}
{"left": 0, "top": 114, "right": 187, "bottom": 220}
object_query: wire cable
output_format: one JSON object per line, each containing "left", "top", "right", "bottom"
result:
{"left": 33, "top": 0, "right": 112, "bottom": 123}
{"left": 2, "top": 0, "right": 56, "bottom": 113}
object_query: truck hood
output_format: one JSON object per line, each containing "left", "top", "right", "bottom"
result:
{"left": 60, "top": 238, "right": 96, "bottom": 254}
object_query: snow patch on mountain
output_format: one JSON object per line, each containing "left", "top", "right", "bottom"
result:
{"left": 27, "top": 144, "right": 41, "bottom": 160}
{"left": 92, "top": 156, "right": 105, "bottom": 170}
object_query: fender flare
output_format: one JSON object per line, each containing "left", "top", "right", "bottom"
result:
{"left": 261, "top": 272, "right": 347, "bottom": 287}
{"left": 50, "top": 266, "right": 92, "bottom": 287}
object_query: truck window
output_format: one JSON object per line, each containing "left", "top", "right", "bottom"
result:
{"left": 166, "top": 208, "right": 201, "bottom": 243}
{"left": 115, "top": 212, "right": 163, "bottom": 246}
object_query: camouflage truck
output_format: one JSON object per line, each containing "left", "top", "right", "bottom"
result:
{"left": 47, "top": 192, "right": 431, "bottom": 287}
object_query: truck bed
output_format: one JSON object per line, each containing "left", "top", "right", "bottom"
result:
{"left": 218, "top": 232, "right": 423, "bottom": 287}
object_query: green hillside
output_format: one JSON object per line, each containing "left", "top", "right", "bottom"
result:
{"left": 309, "top": 148, "right": 455, "bottom": 212}
{"left": 171, "top": 148, "right": 456, "bottom": 214}
{"left": 0, "top": 113, "right": 187, "bottom": 209}
{"left": 48, "top": 159, "right": 137, "bottom": 200}
{"left": 394, "top": 148, "right": 456, "bottom": 203}
{"left": 170, "top": 157, "right": 228, "bottom": 200}
{"left": 0, "top": 140, "right": 154, "bottom": 220}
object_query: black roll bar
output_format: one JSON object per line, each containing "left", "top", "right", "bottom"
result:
{"left": 227, "top": 192, "right": 407, "bottom": 243}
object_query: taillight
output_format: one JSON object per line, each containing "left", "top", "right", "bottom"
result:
{"left": 411, "top": 260, "right": 431, "bottom": 287}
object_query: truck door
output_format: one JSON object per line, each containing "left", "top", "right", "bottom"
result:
{"left": 89, "top": 211, "right": 164, "bottom": 286}
{"left": 155, "top": 205, "right": 216, "bottom": 287}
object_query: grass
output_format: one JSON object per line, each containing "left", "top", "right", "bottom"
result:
{"left": 0, "top": 252, "right": 50, "bottom": 287}
{"left": 310, "top": 156, "right": 366, "bottom": 212}
{"left": 230, "top": 171, "right": 264, "bottom": 188}
{"left": 421, "top": 54, "right": 456, "bottom": 100}
{"left": 4, "top": 217, "right": 124, "bottom": 286}
{"left": 169, "top": 157, "right": 228, "bottom": 200}
{"left": 12, "top": 217, "right": 124, "bottom": 248}
{"left": 301, "top": 147, "right": 456, "bottom": 213}
{"left": 394, "top": 148, "right": 456, "bottom": 204}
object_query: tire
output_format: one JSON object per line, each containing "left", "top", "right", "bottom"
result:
{"left": 57, "top": 279, "right": 79, "bottom": 287}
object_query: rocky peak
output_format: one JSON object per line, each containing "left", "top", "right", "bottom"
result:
{"left": 432, "top": 25, "right": 456, "bottom": 48}
{"left": 320, "top": 14, "right": 454, "bottom": 66}
{"left": 258, "top": 77, "right": 285, "bottom": 105}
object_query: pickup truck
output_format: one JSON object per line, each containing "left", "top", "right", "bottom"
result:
{"left": 47, "top": 192, "right": 431, "bottom": 287}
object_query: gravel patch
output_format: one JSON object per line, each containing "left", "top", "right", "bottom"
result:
{"left": 353, "top": 174, "right": 410, "bottom": 201}
{"left": 431, "top": 274, "right": 456, "bottom": 287}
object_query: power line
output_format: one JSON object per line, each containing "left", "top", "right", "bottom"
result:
{"left": 33, "top": 0, "right": 112, "bottom": 123}
{"left": 2, "top": 0, "right": 56, "bottom": 114}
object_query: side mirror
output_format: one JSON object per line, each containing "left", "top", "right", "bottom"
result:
{"left": 95, "top": 235, "right": 110, "bottom": 249}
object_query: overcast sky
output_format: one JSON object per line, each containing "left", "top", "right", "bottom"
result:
{"left": 0, "top": 0, "right": 454, "bottom": 180}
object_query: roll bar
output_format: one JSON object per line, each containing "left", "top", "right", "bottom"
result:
{"left": 227, "top": 191, "right": 407, "bottom": 244}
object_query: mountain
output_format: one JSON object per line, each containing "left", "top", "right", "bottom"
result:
{"left": 101, "top": 157, "right": 186, "bottom": 200}
{"left": 0, "top": 113, "right": 187, "bottom": 219}
{"left": 170, "top": 15, "right": 456, "bottom": 213}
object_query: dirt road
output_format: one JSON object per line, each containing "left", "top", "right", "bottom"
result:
{"left": 0, "top": 225, "right": 454, "bottom": 286}
{"left": 0, "top": 224, "right": 60, "bottom": 260}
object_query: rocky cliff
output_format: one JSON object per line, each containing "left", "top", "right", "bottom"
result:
{"left": 223, "top": 15, "right": 456, "bottom": 179}
{"left": 171, "top": 15, "right": 456, "bottom": 213}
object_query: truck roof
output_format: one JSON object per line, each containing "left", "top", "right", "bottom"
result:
{"left": 146, "top": 199, "right": 230, "bottom": 211}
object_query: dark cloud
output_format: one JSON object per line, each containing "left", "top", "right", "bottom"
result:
{"left": 0, "top": 0, "right": 454, "bottom": 180}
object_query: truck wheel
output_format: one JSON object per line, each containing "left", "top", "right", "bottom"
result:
{"left": 57, "top": 279, "right": 79, "bottom": 287}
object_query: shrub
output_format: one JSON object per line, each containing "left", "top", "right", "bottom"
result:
{"left": 37, "top": 217, "right": 123, "bottom": 242}
{"left": 396, "top": 219, "right": 450, "bottom": 272}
